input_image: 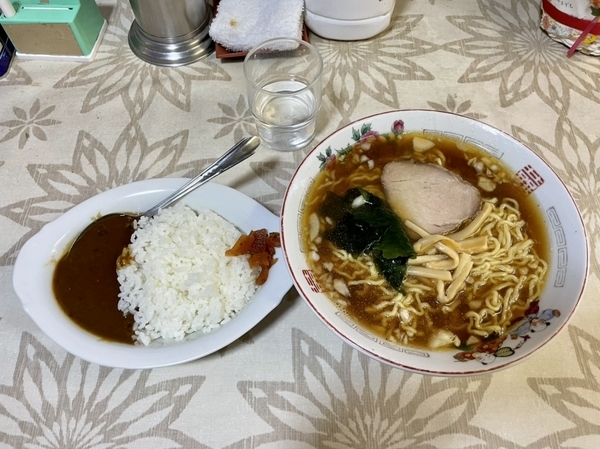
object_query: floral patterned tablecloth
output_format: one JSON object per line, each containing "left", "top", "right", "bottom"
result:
{"left": 1, "top": 0, "right": 599, "bottom": 447}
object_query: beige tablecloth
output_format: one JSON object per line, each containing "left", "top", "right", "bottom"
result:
{"left": 1, "top": 0, "right": 599, "bottom": 447}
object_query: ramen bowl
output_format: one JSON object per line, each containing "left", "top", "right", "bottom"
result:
{"left": 280, "top": 110, "right": 588, "bottom": 376}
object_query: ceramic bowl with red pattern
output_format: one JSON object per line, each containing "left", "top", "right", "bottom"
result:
{"left": 281, "top": 110, "right": 588, "bottom": 376}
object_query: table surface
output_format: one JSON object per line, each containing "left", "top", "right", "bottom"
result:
{"left": 1, "top": 0, "right": 599, "bottom": 447}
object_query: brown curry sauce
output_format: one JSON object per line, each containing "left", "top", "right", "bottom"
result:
{"left": 53, "top": 214, "right": 136, "bottom": 344}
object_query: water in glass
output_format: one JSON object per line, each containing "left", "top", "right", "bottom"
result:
{"left": 253, "top": 78, "right": 317, "bottom": 152}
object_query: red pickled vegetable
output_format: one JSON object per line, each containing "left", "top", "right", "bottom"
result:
{"left": 225, "top": 233, "right": 255, "bottom": 256}
{"left": 248, "top": 251, "right": 271, "bottom": 269}
{"left": 225, "top": 229, "right": 281, "bottom": 285}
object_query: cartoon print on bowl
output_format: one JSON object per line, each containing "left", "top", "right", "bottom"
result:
{"left": 453, "top": 302, "right": 562, "bottom": 366}
{"left": 309, "top": 115, "right": 558, "bottom": 364}
{"left": 316, "top": 120, "right": 404, "bottom": 171}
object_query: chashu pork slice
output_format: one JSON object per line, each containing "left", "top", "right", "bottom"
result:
{"left": 381, "top": 161, "right": 481, "bottom": 235}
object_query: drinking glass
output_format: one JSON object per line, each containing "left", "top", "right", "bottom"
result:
{"left": 243, "top": 37, "right": 323, "bottom": 152}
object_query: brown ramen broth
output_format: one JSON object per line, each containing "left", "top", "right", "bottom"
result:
{"left": 302, "top": 132, "right": 548, "bottom": 350}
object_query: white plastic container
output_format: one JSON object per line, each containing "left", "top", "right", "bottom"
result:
{"left": 304, "top": 0, "right": 396, "bottom": 41}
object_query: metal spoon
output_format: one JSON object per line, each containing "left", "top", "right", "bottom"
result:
{"left": 70, "top": 136, "right": 260, "bottom": 249}
{"left": 143, "top": 135, "right": 260, "bottom": 217}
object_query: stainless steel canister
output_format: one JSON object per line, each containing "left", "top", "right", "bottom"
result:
{"left": 127, "top": 0, "right": 214, "bottom": 66}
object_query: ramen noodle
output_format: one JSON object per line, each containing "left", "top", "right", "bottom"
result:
{"left": 302, "top": 132, "right": 548, "bottom": 350}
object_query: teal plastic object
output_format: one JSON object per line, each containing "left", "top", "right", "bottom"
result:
{"left": 0, "top": 0, "right": 104, "bottom": 56}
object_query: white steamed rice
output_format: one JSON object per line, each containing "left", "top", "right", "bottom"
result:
{"left": 117, "top": 202, "right": 258, "bottom": 345}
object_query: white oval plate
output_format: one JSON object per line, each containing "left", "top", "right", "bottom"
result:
{"left": 13, "top": 180, "right": 293, "bottom": 369}
{"left": 281, "top": 110, "right": 589, "bottom": 376}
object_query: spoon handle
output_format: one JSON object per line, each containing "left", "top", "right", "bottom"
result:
{"left": 143, "top": 136, "right": 261, "bottom": 218}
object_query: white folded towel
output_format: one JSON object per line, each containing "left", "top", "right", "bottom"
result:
{"left": 209, "top": 0, "right": 304, "bottom": 52}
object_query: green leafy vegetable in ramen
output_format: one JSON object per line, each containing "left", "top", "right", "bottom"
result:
{"left": 321, "top": 188, "right": 416, "bottom": 289}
